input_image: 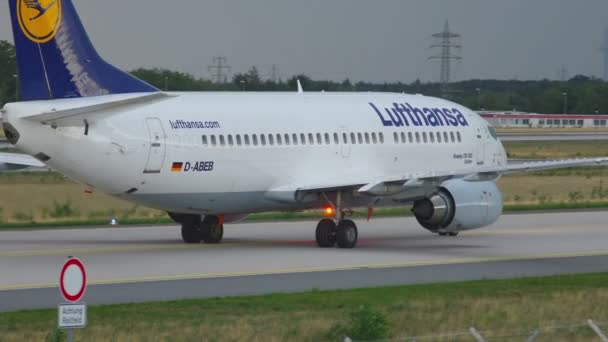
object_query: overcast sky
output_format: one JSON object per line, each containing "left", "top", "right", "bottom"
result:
{"left": 0, "top": 0, "right": 607, "bottom": 83}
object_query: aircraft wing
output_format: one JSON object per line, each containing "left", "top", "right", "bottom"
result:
{"left": 499, "top": 158, "right": 608, "bottom": 174}
{"left": 0, "top": 152, "right": 46, "bottom": 171}
{"left": 272, "top": 157, "right": 608, "bottom": 200}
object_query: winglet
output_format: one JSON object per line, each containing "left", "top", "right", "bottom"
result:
{"left": 297, "top": 79, "right": 304, "bottom": 94}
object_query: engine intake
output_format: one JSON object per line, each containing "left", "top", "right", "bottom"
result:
{"left": 412, "top": 190, "right": 455, "bottom": 230}
{"left": 413, "top": 180, "right": 503, "bottom": 233}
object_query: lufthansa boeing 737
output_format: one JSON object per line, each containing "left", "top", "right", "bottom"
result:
{"left": 2, "top": 0, "right": 607, "bottom": 248}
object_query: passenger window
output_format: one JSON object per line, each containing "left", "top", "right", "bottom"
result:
{"left": 308, "top": 133, "right": 315, "bottom": 145}
{"left": 393, "top": 132, "right": 399, "bottom": 143}
{"left": 228, "top": 135, "right": 234, "bottom": 146}
{"left": 437, "top": 132, "right": 441, "bottom": 143}
{"left": 236, "top": 135, "right": 242, "bottom": 146}
{"left": 443, "top": 132, "right": 448, "bottom": 143}
{"left": 457, "top": 132, "right": 462, "bottom": 142}
{"left": 202, "top": 135, "right": 208, "bottom": 146}
{"left": 284, "top": 134, "right": 290, "bottom": 145}
{"left": 415, "top": 132, "right": 420, "bottom": 143}
{"left": 365, "top": 133, "right": 370, "bottom": 144}
{"left": 450, "top": 132, "right": 455, "bottom": 143}
{"left": 325, "top": 133, "right": 330, "bottom": 145}
{"left": 301, "top": 133, "right": 307, "bottom": 145}
{"left": 401, "top": 132, "right": 406, "bottom": 143}
{"left": 211, "top": 135, "right": 217, "bottom": 146}
{"left": 357, "top": 133, "right": 363, "bottom": 144}
{"left": 252, "top": 134, "right": 258, "bottom": 146}
{"left": 408, "top": 132, "right": 413, "bottom": 143}
{"left": 379, "top": 132, "right": 384, "bottom": 144}
{"left": 261, "top": 134, "right": 267, "bottom": 146}
{"left": 334, "top": 133, "right": 339, "bottom": 144}
{"left": 268, "top": 134, "right": 274, "bottom": 145}
{"left": 244, "top": 135, "right": 250, "bottom": 145}
{"left": 343, "top": 133, "right": 348, "bottom": 144}
{"left": 350, "top": 133, "right": 356, "bottom": 144}
{"left": 430, "top": 132, "right": 435, "bottom": 143}
{"left": 292, "top": 134, "right": 298, "bottom": 145}
{"left": 316, "top": 133, "right": 322, "bottom": 145}
{"left": 276, "top": 134, "right": 282, "bottom": 146}
{"left": 371, "top": 133, "right": 377, "bottom": 144}
{"left": 423, "top": 132, "right": 428, "bottom": 143}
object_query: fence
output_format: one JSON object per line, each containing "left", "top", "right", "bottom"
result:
{"left": 345, "top": 319, "right": 608, "bottom": 342}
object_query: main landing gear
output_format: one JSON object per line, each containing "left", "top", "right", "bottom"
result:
{"left": 316, "top": 219, "right": 358, "bottom": 249}
{"left": 315, "top": 193, "right": 359, "bottom": 249}
{"left": 176, "top": 214, "right": 224, "bottom": 244}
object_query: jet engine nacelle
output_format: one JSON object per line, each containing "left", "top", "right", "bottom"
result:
{"left": 412, "top": 179, "right": 503, "bottom": 233}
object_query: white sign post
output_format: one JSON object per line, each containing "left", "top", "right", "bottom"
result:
{"left": 58, "top": 258, "right": 87, "bottom": 342}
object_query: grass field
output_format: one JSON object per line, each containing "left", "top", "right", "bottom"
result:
{"left": 0, "top": 140, "right": 606, "bottom": 225}
{"left": 503, "top": 140, "right": 608, "bottom": 160}
{"left": 0, "top": 173, "right": 162, "bottom": 224}
{"left": 0, "top": 273, "right": 607, "bottom": 341}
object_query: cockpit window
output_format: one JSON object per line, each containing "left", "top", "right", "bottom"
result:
{"left": 488, "top": 126, "right": 498, "bottom": 140}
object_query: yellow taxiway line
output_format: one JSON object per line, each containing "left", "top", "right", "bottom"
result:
{"left": 0, "top": 242, "right": 237, "bottom": 257}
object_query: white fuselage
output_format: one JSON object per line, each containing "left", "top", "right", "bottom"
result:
{"left": 3, "top": 92, "right": 507, "bottom": 215}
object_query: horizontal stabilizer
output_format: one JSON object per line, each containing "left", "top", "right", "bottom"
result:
{"left": 0, "top": 152, "right": 45, "bottom": 171}
{"left": 19, "top": 92, "right": 169, "bottom": 124}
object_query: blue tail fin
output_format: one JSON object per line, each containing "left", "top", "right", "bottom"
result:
{"left": 8, "top": 0, "right": 158, "bottom": 101}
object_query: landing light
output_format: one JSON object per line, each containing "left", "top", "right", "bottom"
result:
{"left": 324, "top": 206, "right": 336, "bottom": 217}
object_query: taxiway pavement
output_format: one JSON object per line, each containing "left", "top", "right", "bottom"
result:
{"left": 0, "top": 212, "right": 607, "bottom": 312}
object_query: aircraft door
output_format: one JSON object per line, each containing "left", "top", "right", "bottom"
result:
{"left": 340, "top": 127, "right": 351, "bottom": 158}
{"left": 475, "top": 125, "right": 486, "bottom": 166}
{"left": 144, "top": 118, "right": 166, "bottom": 174}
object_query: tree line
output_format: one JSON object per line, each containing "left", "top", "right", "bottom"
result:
{"left": 1, "top": 40, "right": 607, "bottom": 114}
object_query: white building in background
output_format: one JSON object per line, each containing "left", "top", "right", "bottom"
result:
{"left": 480, "top": 112, "right": 608, "bottom": 128}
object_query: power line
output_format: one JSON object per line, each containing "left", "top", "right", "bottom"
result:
{"left": 601, "top": 28, "right": 608, "bottom": 81}
{"left": 270, "top": 64, "right": 280, "bottom": 83}
{"left": 428, "top": 20, "right": 462, "bottom": 97}
{"left": 558, "top": 66, "right": 569, "bottom": 82}
{"left": 208, "top": 56, "right": 232, "bottom": 84}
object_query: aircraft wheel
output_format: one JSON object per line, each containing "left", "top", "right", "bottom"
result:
{"left": 168, "top": 212, "right": 187, "bottom": 224}
{"left": 202, "top": 215, "right": 224, "bottom": 244}
{"left": 181, "top": 217, "right": 202, "bottom": 243}
{"left": 336, "top": 219, "right": 358, "bottom": 249}
{"left": 316, "top": 219, "right": 337, "bottom": 248}
{"left": 448, "top": 232, "right": 459, "bottom": 237}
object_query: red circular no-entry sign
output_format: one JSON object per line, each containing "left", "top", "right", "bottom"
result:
{"left": 59, "top": 258, "right": 87, "bottom": 303}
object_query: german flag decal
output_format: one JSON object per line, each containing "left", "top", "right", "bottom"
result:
{"left": 171, "top": 162, "right": 183, "bottom": 172}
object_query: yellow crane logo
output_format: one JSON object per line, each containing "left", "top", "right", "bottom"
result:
{"left": 17, "top": 0, "right": 62, "bottom": 43}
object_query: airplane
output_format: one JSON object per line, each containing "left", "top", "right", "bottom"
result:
{"left": 2, "top": 0, "right": 607, "bottom": 248}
